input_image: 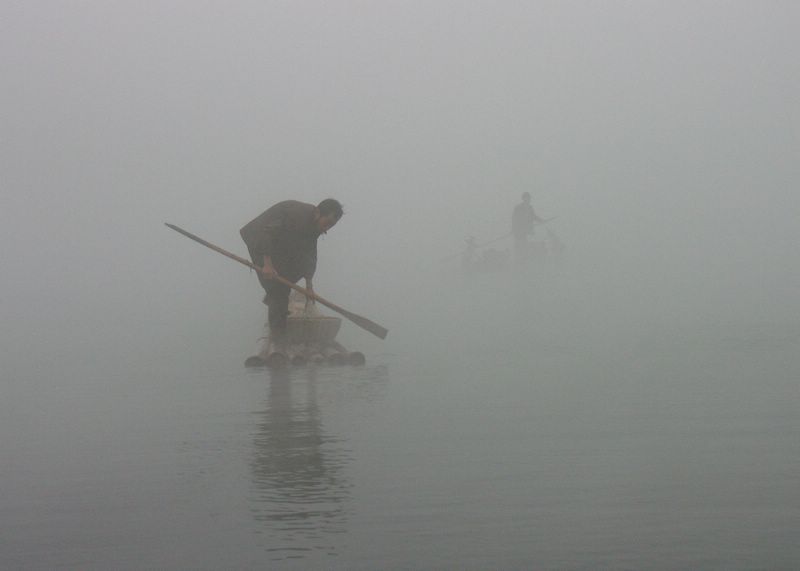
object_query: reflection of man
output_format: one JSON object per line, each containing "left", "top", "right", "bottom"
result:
{"left": 240, "top": 199, "right": 343, "bottom": 341}
{"left": 511, "top": 192, "right": 544, "bottom": 262}
{"left": 250, "top": 370, "right": 349, "bottom": 547}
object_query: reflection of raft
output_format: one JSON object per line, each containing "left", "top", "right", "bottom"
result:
{"left": 245, "top": 291, "right": 365, "bottom": 368}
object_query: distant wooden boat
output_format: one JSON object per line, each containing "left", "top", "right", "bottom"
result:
{"left": 461, "top": 228, "right": 565, "bottom": 275}
{"left": 461, "top": 247, "right": 511, "bottom": 275}
{"left": 245, "top": 291, "right": 365, "bottom": 368}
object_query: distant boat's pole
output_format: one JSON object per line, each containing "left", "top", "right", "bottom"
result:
{"left": 165, "top": 223, "right": 388, "bottom": 340}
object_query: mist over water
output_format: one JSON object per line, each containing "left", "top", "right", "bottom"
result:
{"left": 3, "top": 254, "right": 798, "bottom": 569}
{"left": 2, "top": 1, "right": 799, "bottom": 569}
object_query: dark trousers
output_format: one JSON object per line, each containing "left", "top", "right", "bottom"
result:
{"left": 263, "top": 281, "right": 291, "bottom": 334}
{"left": 244, "top": 245, "right": 291, "bottom": 335}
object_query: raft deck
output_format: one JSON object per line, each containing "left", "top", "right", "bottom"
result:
{"left": 245, "top": 291, "right": 365, "bottom": 368}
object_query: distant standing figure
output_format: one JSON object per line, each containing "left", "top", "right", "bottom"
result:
{"left": 511, "top": 192, "right": 544, "bottom": 262}
{"left": 240, "top": 199, "right": 344, "bottom": 342}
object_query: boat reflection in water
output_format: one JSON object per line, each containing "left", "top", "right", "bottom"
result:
{"left": 249, "top": 367, "right": 352, "bottom": 561}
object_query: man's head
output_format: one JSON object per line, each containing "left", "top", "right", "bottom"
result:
{"left": 315, "top": 198, "right": 344, "bottom": 233}
{"left": 521, "top": 192, "right": 531, "bottom": 204}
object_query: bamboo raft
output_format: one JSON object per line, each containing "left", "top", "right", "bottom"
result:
{"left": 245, "top": 291, "right": 366, "bottom": 368}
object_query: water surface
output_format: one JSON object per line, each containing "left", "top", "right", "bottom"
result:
{"left": 2, "top": 270, "right": 798, "bottom": 570}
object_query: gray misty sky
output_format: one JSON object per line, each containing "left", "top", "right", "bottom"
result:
{"left": 1, "top": 1, "right": 798, "bottom": 365}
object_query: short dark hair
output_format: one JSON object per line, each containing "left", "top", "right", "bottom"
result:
{"left": 318, "top": 198, "right": 344, "bottom": 219}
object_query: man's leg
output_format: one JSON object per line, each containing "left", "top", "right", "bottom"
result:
{"left": 264, "top": 281, "right": 291, "bottom": 341}
{"left": 242, "top": 241, "right": 291, "bottom": 341}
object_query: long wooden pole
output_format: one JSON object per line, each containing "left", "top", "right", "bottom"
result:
{"left": 165, "top": 223, "right": 388, "bottom": 340}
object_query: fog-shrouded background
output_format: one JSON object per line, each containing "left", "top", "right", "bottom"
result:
{"left": 3, "top": 1, "right": 798, "bottom": 370}
{"left": 2, "top": 2, "right": 800, "bottom": 568}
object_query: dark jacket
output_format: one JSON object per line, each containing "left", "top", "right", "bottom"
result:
{"left": 240, "top": 200, "right": 320, "bottom": 281}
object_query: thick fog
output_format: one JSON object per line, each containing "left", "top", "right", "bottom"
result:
{"left": 2, "top": 2, "right": 799, "bottom": 567}
{"left": 2, "top": 1, "right": 798, "bottom": 369}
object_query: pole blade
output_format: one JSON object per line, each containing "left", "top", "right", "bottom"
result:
{"left": 339, "top": 309, "right": 389, "bottom": 340}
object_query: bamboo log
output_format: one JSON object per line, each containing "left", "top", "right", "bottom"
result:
{"left": 285, "top": 345, "right": 308, "bottom": 366}
{"left": 321, "top": 345, "right": 345, "bottom": 366}
{"left": 244, "top": 355, "right": 266, "bottom": 368}
{"left": 264, "top": 338, "right": 288, "bottom": 369}
{"left": 330, "top": 340, "right": 366, "bottom": 366}
{"left": 347, "top": 351, "right": 366, "bottom": 366}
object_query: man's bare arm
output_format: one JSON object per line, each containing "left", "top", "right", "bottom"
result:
{"left": 261, "top": 255, "right": 277, "bottom": 279}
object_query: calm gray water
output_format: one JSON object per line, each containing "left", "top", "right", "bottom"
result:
{"left": 2, "top": 269, "right": 799, "bottom": 570}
